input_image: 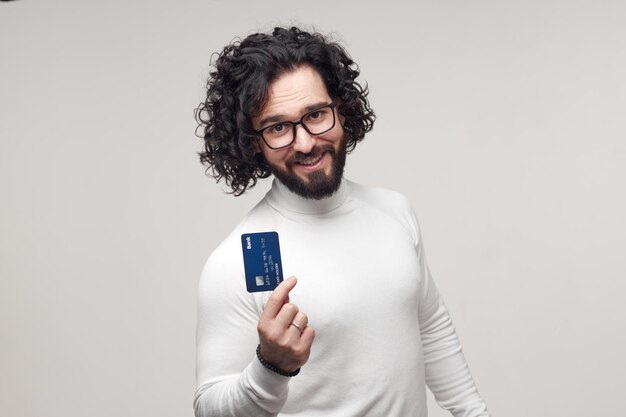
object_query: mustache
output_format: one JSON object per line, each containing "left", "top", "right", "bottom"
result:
{"left": 289, "top": 144, "right": 336, "bottom": 164}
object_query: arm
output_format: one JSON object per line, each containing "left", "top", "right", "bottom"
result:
{"left": 411, "top": 216, "right": 490, "bottom": 416}
{"left": 194, "top": 248, "right": 314, "bottom": 417}
{"left": 194, "top": 247, "right": 287, "bottom": 417}
{"left": 194, "top": 360, "right": 289, "bottom": 417}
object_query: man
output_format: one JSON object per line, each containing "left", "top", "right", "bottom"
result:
{"left": 194, "top": 26, "right": 489, "bottom": 417}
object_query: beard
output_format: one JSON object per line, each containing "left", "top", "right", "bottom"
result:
{"left": 266, "top": 137, "right": 347, "bottom": 200}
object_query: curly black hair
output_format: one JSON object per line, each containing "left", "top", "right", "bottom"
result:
{"left": 196, "top": 26, "right": 375, "bottom": 196}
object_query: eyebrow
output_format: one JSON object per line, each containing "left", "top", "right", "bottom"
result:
{"left": 257, "top": 101, "right": 331, "bottom": 128}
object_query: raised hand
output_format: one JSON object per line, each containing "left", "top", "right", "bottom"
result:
{"left": 257, "top": 276, "right": 316, "bottom": 372}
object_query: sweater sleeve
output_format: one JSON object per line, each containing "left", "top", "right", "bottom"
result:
{"left": 410, "top": 211, "right": 490, "bottom": 417}
{"left": 193, "top": 243, "right": 290, "bottom": 417}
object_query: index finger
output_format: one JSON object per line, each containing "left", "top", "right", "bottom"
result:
{"left": 261, "top": 276, "right": 297, "bottom": 320}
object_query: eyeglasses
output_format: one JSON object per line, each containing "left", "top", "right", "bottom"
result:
{"left": 254, "top": 101, "right": 337, "bottom": 150}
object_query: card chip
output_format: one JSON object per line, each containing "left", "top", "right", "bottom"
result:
{"left": 255, "top": 276, "right": 264, "bottom": 286}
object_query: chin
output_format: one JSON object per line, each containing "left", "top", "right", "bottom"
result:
{"left": 271, "top": 162, "right": 344, "bottom": 200}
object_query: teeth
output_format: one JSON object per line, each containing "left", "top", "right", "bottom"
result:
{"left": 300, "top": 153, "right": 323, "bottom": 165}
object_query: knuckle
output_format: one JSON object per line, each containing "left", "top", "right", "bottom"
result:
{"left": 265, "top": 329, "right": 282, "bottom": 345}
{"left": 277, "top": 338, "right": 291, "bottom": 349}
{"left": 257, "top": 320, "right": 271, "bottom": 335}
{"left": 266, "top": 333, "right": 281, "bottom": 346}
{"left": 294, "top": 348, "right": 310, "bottom": 363}
{"left": 282, "top": 303, "right": 298, "bottom": 315}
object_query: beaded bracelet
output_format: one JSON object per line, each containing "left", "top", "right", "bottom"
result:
{"left": 256, "top": 344, "right": 301, "bottom": 377}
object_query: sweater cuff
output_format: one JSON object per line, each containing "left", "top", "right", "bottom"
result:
{"left": 244, "top": 354, "right": 291, "bottom": 403}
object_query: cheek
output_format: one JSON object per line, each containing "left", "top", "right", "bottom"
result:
{"left": 261, "top": 147, "right": 290, "bottom": 167}
{"left": 332, "top": 122, "right": 346, "bottom": 143}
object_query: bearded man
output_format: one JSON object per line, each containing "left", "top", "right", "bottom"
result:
{"left": 194, "top": 26, "right": 490, "bottom": 417}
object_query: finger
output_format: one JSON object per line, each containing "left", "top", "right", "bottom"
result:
{"left": 288, "top": 312, "right": 308, "bottom": 334}
{"left": 260, "top": 276, "right": 297, "bottom": 321}
{"left": 275, "top": 302, "right": 299, "bottom": 328}
{"left": 288, "top": 323, "right": 304, "bottom": 335}
{"left": 298, "top": 326, "right": 316, "bottom": 348}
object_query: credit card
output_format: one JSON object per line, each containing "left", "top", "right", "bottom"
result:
{"left": 241, "top": 231, "right": 284, "bottom": 293}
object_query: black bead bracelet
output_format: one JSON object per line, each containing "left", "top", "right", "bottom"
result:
{"left": 256, "top": 344, "right": 301, "bottom": 377}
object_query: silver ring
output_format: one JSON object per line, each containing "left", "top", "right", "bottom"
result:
{"left": 290, "top": 323, "right": 304, "bottom": 333}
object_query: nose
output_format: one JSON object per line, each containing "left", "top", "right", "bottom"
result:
{"left": 291, "top": 124, "right": 316, "bottom": 154}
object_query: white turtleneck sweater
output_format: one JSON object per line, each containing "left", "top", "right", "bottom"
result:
{"left": 194, "top": 179, "right": 489, "bottom": 417}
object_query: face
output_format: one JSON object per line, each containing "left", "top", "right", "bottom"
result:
{"left": 252, "top": 65, "right": 346, "bottom": 200}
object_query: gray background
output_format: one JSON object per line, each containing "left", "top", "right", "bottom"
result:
{"left": 1, "top": 1, "right": 625, "bottom": 416}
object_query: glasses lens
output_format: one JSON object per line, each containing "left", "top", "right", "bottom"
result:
{"left": 302, "top": 106, "right": 335, "bottom": 135}
{"left": 263, "top": 123, "right": 294, "bottom": 148}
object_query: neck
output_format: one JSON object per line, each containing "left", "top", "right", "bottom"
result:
{"left": 266, "top": 177, "right": 350, "bottom": 214}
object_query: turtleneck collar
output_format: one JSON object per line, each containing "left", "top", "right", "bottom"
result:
{"left": 265, "top": 177, "right": 350, "bottom": 215}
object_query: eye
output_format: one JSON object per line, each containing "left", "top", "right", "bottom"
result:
{"left": 264, "top": 122, "right": 292, "bottom": 138}
{"left": 270, "top": 123, "right": 286, "bottom": 133}
{"left": 308, "top": 111, "right": 321, "bottom": 120}
{"left": 305, "top": 109, "right": 328, "bottom": 124}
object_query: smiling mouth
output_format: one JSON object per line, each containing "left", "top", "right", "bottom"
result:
{"left": 296, "top": 152, "right": 325, "bottom": 166}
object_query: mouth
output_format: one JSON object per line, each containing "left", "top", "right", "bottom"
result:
{"left": 296, "top": 152, "right": 324, "bottom": 166}
{"left": 294, "top": 151, "right": 327, "bottom": 172}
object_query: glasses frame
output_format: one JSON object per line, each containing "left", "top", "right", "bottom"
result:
{"left": 254, "top": 100, "right": 337, "bottom": 150}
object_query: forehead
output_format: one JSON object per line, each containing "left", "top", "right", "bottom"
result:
{"left": 255, "top": 65, "right": 330, "bottom": 123}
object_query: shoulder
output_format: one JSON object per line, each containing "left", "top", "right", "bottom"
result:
{"left": 197, "top": 200, "right": 274, "bottom": 318}
{"left": 349, "top": 181, "right": 413, "bottom": 210}
{"left": 348, "top": 180, "right": 421, "bottom": 246}
{"left": 198, "top": 197, "right": 273, "bottom": 294}
{"left": 202, "top": 195, "right": 273, "bottom": 260}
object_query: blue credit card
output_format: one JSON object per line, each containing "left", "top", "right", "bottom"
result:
{"left": 241, "top": 231, "right": 284, "bottom": 293}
